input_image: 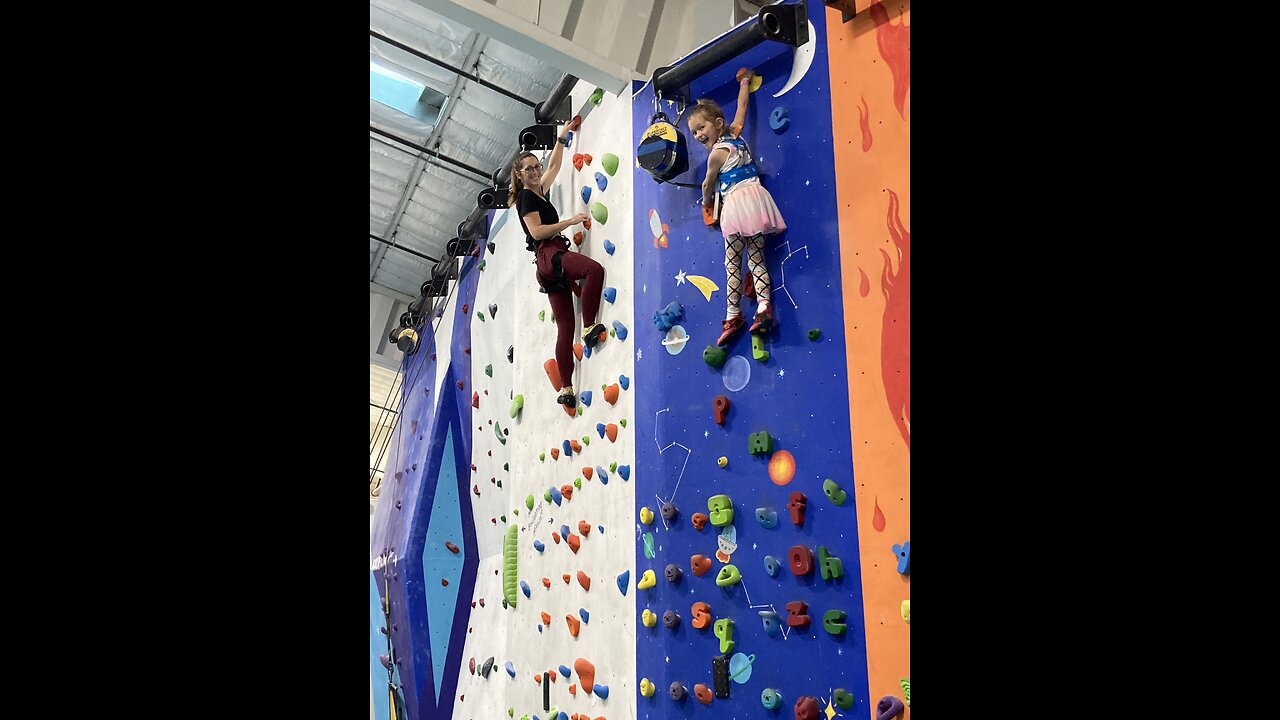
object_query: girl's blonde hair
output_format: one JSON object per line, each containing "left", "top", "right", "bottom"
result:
{"left": 508, "top": 151, "right": 539, "bottom": 206}
{"left": 690, "top": 98, "right": 726, "bottom": 124}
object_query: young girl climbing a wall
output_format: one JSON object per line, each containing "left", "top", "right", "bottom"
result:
{"left": 687, "top": 68, "right": 787, "bottom": 345}
{"left": 511, "top": 117, "right": 606, "bottom": 408}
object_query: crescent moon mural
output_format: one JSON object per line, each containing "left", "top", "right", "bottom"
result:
{"left": 773, "top": 20, "right": 817, "bottom": 98}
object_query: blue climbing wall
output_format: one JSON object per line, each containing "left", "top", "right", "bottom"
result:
{"left": 632, "top": 3, "right": 873, "bottom": 717}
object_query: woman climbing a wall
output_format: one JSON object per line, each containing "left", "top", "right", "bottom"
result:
{"left": 688, "top": 68, "right": 787, "bottom": 345}
{"left": 510, "top": 117, "right": 605, "bottom": 408}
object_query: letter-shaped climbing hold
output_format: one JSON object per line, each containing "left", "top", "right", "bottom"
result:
{"left": 758, "top": 609, "right": 780, "bottom": 638}
{"left": 502, "top": 524, "right": 519, "bottom": 607}
{"left": 707, "top": 494, "right": 734, "bottom": 526}
{"left": 818, "top": 545, "right": 844, "bottom": 580}
{"left": 756, "top": 507, "right": 777, "bottom": 529}
{"left": 712, "top": 395, "right": 731, "bottom": 425}
{"left": 785, "top": 600, "right": 810, "bottom": 627}
{"left": 763, "top": 555, "right": 782, "bottom": 577}
{"left": 715, "top": 564, "right": 741, "bottom": 587}
{"left": 788, "top": 491, "right": 808, "bottom": 526}
{"left": 893, "top": 540, "right": 911, "bottom": 575}
{"left": 713, "top": 617, "right": 736, "bottom": 653}
{"left": 751, "top": 333, "right": 769, "bottom": 362}
{"left": 769, "top": 105, "right": 790, "bottom": 131}
{"left": 761, "top": 688, "right": 782, "bottom": 710}
{"left": 789, "top": 545, "right": 813, "bottom": 575}
{"left": 703, "top": 344, "right": 727, "bottom": 368}
{"left": 823, "top": 478, "right": 847, "bottom": 505}
{"left": 823, "top": 609, "right": 847, "bottom": 635}
{"left": 637, "top": 568, "right": 657, "bottom": 589}
{"left": 691, "top": 601, "right": 713, "bottom": 629}
{"left": 691, "top": 512, "right": 708, "bottom": 530}
{"left": 747, "top": 431, "right": 773, "bottom": 455}
{"left": 690, "top": 554, "right": 712, "bottom": 576}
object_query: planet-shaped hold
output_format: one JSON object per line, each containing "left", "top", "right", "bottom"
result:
{"left": 768, "top": 449, "right": 796, "bottom": 486}
{"left": 664, "top": 325, "right": 689, "bottom": 355}
{"left": 723, "top": 355, "right": 751, "bottom": 392}
{"left": 728, "top": 652, "right": 756, "bottom": 683}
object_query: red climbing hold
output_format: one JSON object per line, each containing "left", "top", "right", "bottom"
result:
{"left": 456, "top": 380, "right": 465, "bottom": 390}
{"left": 445, "top": 541, "right": 459, "bottom": 553}
{"left": 713, "top": 395, "right": 731, "bottom": 425}
{"left": 472, "top": 392, "right": 479, "bottom": 408}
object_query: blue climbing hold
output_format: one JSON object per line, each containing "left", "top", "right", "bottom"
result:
{"left": 520, "top": 580, "right": 531, "bottom": 598}
{"left": 603, "top": 287, "right": 617, "bottom": 304}
{"left": 619, "top": 374, "right": 630, "bottom": 390}
{"left": 598, "top": 470, "right": 609, "bottom": 485}
{"left": 763, "top": 555, "right": 781, "bottom": 577}
{"left": 595, "top": 172, "right": 608, "bottom": 191}
{"left": 560, "top": 524, "right": 571, "bottom": 539}
{"left": 596, "top": 466, "right": 608, "bottom": 483}
{"left": 618, "top": 465, "right": 631, "bottom": 480}
{"left": 597, "top": 422, "right": 607, "bottom": 438}
{"left": 581, "top": 390, "right": 593, "bottom": 406}
{"left": 893, "top": 540, "right": 911, "bottom": 575}
{"left": 604, "top": 239, "right": 616, "bottom": 255}
{"left": 550, "top": 486, "right": 563, "bottom": 505}
{"left": 769, "top": 105, "right": 790, "bottom": 131}
{"left": 594, "top": 684, "right": 610, "bottom": 699}
{"left": 612, "top": 320, "right": 628, "bottom": 341}
{"left": 579, "top": 608, "right": 590, "bottom": 623}
{"left": 563, "top": 439, "right": 572, "bottom": 457}
{"left": 559, "top": 664, "right": 572, "bottom": 679}
{"left": 759, "top": 610, "right": 781, "bottom": 638}
{"left": 598, "top": 525, "right": 604, "bottom": 534}
{"left": 505, "top": 660, "right": 516, "bottom": 677}
{"left": 581, "top": 185, "right": 591, "bottom": 205}
{"left": 534, "top": 539, "right": 545, "bottom": 552}
{"left": 617, "top": 569, "right": 630, "bottom": 595}
{"left": 583, "top": 343, "right": 592, "bottom": 358}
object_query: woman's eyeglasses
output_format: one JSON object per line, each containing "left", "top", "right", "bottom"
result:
{"left": 520, "top": 164, "right": 543, "bottom": 174}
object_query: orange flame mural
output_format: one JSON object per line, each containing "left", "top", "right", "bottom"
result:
{"left": 857, "top": 95, "right": 873, "bottom": 152}
{"left": 870, "top": 1, "right": 911, "bottom": 119}
{"left": 879, "top": 189, "right": 910, "bottom": 449}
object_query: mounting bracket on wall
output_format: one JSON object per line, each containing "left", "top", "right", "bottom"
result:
{"left": 650, "top": 1, "right": 809, "bottom": 104}
{"left": 825, "top": 0, "right": 862, "bottom": 23}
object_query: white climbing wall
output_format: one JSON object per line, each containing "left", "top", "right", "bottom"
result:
{"left": 455, "top": 80, "right": 637, "bottom": 720}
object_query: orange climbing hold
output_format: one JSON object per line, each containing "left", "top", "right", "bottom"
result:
{"left": 583, "top": 218, "right": 592, "bottom": 230}
{"left": 578, "top": 520, "right": 591, "bottom": 536}
{"left": 603, "top": 383, "right": 620, "bottom": 405}
{"left": 566, "top": 614, "right": 581, "bottom": 637}
{"left": 544, "top": 358, "right": 562, "bottom": 390}
{"left": 551, "top": 448, "right": 561, "bottom": 460}
{"left": 561, "top": 484, "right": 574, "bottom": 500}
{"left": 577, "top": 570, "right": 591, "bottom": 591}
{"left": 605, "top": 424, "right": 619, "bottom": 443}
{"left": 542, "top": 577, "right": 551, "bottom": 588}
{"left": 535, "top": 673, "right": 543, "bottom": 683}
{"left": 573, "top": 231, "right": 584, "bottom": 246}
{"left": 541, "top": 611, "right": 552, "bottom": 625}
{"left": 567, "top": 533, "right": 582, "bottom": 553}
{"left": 573, "top": 343, "right": 584, "bottom": 361}
{"left": 583, "top": 466, "right": 593, "bottom": 480}
{"left": 552, "top": 532, "right": 562, "bottom": 544}
{"left": 569, "top": 684, "right": 577, "bottom": 696}
{"left": 574, "top": 658, "right": 596, "bottom": 692}
{"left": 570, "top": 440, "right": 582, "bottom": 453}
{"left": 549, "top": 669, "right": 558, "bottom": 681}
{"left": 563, "top": 573, "right": 572, "bottom": 584}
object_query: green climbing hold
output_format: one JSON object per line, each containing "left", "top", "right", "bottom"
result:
{"left": 478, "top": 312, "right": 486, "bottom": 322}
{"left": 833, "top": 688, "right": 854, "bottom": 710}
{"left": 526, "top": 495, "right": 535, "bottom": 510}
{"left": 512, "top": 508, "right": 517, "bottom": 515}
{"left": 484, "top": 364, "right": 493, "bottom": 377}
{"left": 582, "top": 435, "right": 590, "bottom": 445}
{"left": 574, "top": 477, "right": 582, "bottom": 489}
{"left": 823, "top": 478, "right": 847, "bottom": 506}
{"left": 601, "top": 152, "right": 619, "bottom": 176}
{"left": 502, "top": 524, "right": 519, "bottom": 607}
{"left": 577, "top": 405, "right": 583, "bottom": 416}
{"left": 751, "top": 334, "right": 769, "bottom": 362}
{"left": 544, "top": 489, "right": 553, "bottom": 503}
{"left": 496, "top": 480, "right": 502, "bottom": 489}
{"left": 609, "top": 461, "right": 618, "bottom": 472}
{"left": 589, "top": 201, "right": 608, "bottom": 224}
{"left": 610, "top": 328, "right": 616, "bottom": 337}
{"left": 504, "top": 462, "right": 509, "bottom": 471}
{"left": 539, "top": 310, "right": 545, "bottom": 321}
{"left": 703, "top": 344, "right": 728, "bottom": 368}
{"left": 619, "top": 418, "right": 627, "bottom": 428}
{"left": 539, "top": 452, "right": 545, "bottom": 462}
{"left": 500, "top": 514, "right": 506, "bottom": 523}
{"left": 901, "top": 678, "right": 911, "bottom": 705}
{"left": 479, "top": 259, "right": 486, "bottom": 271}
{"left": 494, "top": 422, "right": 506, "bottom": 445}
{"left": 589, "top": 87, "right": 604, "bottom": 104}
{"left": 510, "top": 394, "right": 524, "bottom": 418}
{"left": 807, "top": 328, "right": 821, "bottom": 340}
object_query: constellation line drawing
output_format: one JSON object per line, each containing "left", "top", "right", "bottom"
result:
{"left": 773, "top": 241, "right": 810, "bottom": 309}
{"left": 654, "top": 408, "right": 692, "bottom": 531}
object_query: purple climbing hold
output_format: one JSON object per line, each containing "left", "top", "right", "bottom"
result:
{"left": 876, "top": 695, "right": 905, "bottom": 720}
{"left": 603, "top": 287, "right": 617, "bottom": 304}
{"left": 619, "top": 374, "right": 630, "bottom": 390}
{"left": 604, "top": 239, "right": 616, "bottom": 255}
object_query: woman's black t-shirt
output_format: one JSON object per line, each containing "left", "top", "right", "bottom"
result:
{"left": 516, "top": 188, "right": 560, "bottom": 251}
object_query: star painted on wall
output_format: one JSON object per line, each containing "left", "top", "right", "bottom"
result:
{"left": 676, "top": 270, "right": 687, "bottom": 285}
{"left": 778, "top": 368, "right": 786, "bottom": 378}
{"left": 637, "top": 348, "right": 643, "bottom": 361}
{"left": 704, "top": 430, "right": 709, "bottom": 438}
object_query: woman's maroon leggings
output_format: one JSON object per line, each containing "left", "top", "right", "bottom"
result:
{"left": 542, "top": 251, "right": 605, "bottom": 387}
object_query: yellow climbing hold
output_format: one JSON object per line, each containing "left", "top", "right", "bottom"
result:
{"left": 640, "top": 677, "right": 656, "bottom": 697}
{"left": 900, "top": 599, "right": 910, "bottom": 624}
{"left": 718, "top": 456, "right": 728, "bottom": 468}
{"left": 640, "top": 506, "right": 655, "bottom": 524}
{"left": 642, "top": 608, "right": 658, "bottom": 627}
{"left": 637, "top": 568, "right": 657, "bottom": 589}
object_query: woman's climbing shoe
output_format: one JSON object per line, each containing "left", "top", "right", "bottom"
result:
{"left": 717, "top": 315, "right": 745, "bottom": 346}
{"left": 749, "top": 308, "right": 774, "bottom": 335}
{"left": 582, "top": 323, "right": 607, "bottom": 350}
{"left": 557, "top": 387, "right": 577, "bottom": 408}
